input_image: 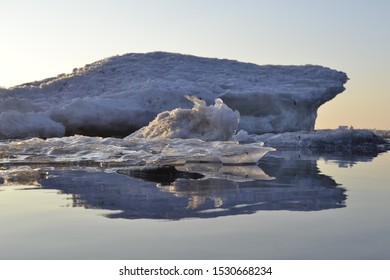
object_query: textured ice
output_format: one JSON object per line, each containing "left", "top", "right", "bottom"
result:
{"left": 131, "top": 95, "right": 239, "bottom": 141}
{"left": 0, "top": 52, "right": 348, "bottom": 139}
{"left": 0, "top": 111, "right": 65, "bottom": 139}
{"left": 0, "top": 136, "right": 274, "bottom": 167}
{"left": 234, "top": 127, "right": 388, "bottom": 153}
{"left": 0, "top": 91, "right": 273, "bottom": 177}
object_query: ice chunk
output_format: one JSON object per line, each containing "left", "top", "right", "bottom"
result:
{"left": 130, "top": 95, "right": 239, "bottom": 141}
{"left": 153, "top": 139, "right": 275, "bottom": 165}
{"left": 241, "top": 128, "right": 388, "bottom": 153}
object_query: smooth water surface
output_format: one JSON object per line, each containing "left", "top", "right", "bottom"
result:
{"left": 0, "top": 151, "right": 389, "bottom": 259}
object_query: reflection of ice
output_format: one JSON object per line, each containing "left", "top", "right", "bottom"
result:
{"left": 156, "top": 156, "right": 346, "bottom": 213}
{"left": 152, "top": 163, "right": 273, "bottom": 210}
{"left": 0, "top": 166, "right": 48, "bottom": 186}
{"left": 175, "top": 163, "right": 274, "bottom": 182}
{"left": 31, "top": 155, "right": 347, "bottom": 219}
{"left": 116, "top": 163, "right": 272, "bottom": 189}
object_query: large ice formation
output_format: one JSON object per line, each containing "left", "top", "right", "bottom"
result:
{"left": 0, "top": 52, "right": 348, "bottom": 139}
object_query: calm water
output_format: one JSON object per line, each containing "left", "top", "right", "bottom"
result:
{"left": 0, "top": 150, "right": 389, "bottom": 259}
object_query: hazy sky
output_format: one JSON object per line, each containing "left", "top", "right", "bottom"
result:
{"left": 1, "top": 0, "right": 389, "bottom": 129}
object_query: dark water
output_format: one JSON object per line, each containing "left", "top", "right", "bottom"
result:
{"left": 1, "top": 151, "right": 389, "bottom": 259}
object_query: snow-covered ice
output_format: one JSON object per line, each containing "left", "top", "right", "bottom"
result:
{"left": 234, "top": 127, "right": 388, "bottom": 153}
{"left": 0, "top": 52, "right": 348, "bottom": 139}
{"left": 130, "top": 95, "right": 239, "bottom": 141}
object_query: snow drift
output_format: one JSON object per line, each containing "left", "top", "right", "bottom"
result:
{"left": 0, "top": 52, "right": 348, "bottom": 139}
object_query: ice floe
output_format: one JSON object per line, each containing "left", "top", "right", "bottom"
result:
{"left": 0, "top": 135, "right": 274, "bottom": 167}
{"left": 235, "top": 127, "right": 389, "bottom": 153}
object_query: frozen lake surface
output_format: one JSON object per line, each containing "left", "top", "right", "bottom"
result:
{"left": 1, "top": 148, "right": 389, "bottom": 259}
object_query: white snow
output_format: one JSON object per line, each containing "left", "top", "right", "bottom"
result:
{"left": 0, "top": 52, "right": 348, "bottom": 139}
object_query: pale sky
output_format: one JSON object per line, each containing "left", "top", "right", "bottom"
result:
{"left": 1, "top": 0, "right": 389, "bottom": 129}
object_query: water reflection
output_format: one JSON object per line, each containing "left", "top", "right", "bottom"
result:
{"left": 271, "top": 149, "right": 383, "bottom": 167}
{"left": 6, "top": 155, "right": 346, "bottom": 220}
{"left": 3, "top": 148, "right": 384, "bottom": 219}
